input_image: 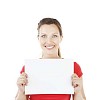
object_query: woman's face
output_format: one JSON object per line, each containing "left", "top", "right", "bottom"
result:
{"left": 38, "top": 24, "right": 63, "bottom": 57}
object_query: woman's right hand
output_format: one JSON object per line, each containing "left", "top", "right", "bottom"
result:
{"left": 17, "top": 72, "right": 28, "bottom": 93}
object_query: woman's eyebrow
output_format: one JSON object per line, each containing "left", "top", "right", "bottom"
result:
{"left": 53, "top": 33, "right": 59, "bottom": 35}
{"left": 40, "top": 33, "right": 46, "bottom": 35}
{"left": 40, "top": 32, "right": 59, "bottom": 35}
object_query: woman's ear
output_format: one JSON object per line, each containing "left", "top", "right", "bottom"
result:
{"left": 37, "top": 35, "right": 39, "bottom": 40}
{"left": 60, "top": 36, "right": 63, "bottom": 43}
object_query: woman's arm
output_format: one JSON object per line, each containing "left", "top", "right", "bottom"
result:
{"left": 73, "top": 87, "right": 86, "bottom": 100}
{"left": 72, "top": 74, "right": 86, "bottom": 100}
{"left": 81, "top": 85, "right": 86, "bottom": 100}
{"left": 15, "top": 90, "right": 29, "bottom": 100}
{"left": 15, "top": 72, "right": 29, "bottom": 100}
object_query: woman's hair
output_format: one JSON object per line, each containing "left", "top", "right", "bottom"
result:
{"left": 37, "top": 18, "right": 63, "bottom": 57}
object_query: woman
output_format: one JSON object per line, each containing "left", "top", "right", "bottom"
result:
{"left": 15, "top": 18, "right": 86, "bottom": 100}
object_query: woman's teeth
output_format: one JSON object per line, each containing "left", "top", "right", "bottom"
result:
{"left": 45, "top": 46, "right": 54, "bottom": 49}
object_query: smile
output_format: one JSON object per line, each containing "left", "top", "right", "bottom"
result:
{"left": 45, "top": 45, "right": 55, "bottom": 50}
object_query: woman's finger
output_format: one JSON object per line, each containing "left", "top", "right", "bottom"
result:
{"left": 71, "top": 73, "right": 78, "bottom": 79}
{"left": 21, "top": 72, "right": 28, "bottom": 78}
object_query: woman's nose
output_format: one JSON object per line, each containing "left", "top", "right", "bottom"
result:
{"left": 46, "top": 37, "right": 52, "bottom": 42}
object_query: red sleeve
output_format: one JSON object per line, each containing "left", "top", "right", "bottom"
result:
{"left": 74, "top": 62, "right": 83, "bottom": 77}
{"left": 20, "top": 65, "right": 25, "bottom": 74}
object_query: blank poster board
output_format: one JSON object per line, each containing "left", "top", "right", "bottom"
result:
{"left": 25, "top": 59, "right": 74, "bottom": 94}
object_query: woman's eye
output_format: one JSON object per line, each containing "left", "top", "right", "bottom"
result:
{"left": 52, "top": 35, "right": 58, "bottom": 38}
{"left": 41, "top": 35, "right": 46, "bottom": 38}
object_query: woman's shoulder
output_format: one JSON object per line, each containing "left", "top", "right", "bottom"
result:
{"left": 20, "top": 65, "right": 25, "bottom": 74}
{"left": 74, "top": 62, "right": 83, "bottom": 77}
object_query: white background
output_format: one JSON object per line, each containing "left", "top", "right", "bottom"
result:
{"left": 0, "top": 0, "right": 100, "bottom": 99}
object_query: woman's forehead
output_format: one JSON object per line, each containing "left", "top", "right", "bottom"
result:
{"left": 39, "top": 24, "right": 59, "bottom": 34}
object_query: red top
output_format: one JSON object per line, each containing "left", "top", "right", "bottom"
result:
{"left": 20, "top": 62, "right": 83, "bottom": 100}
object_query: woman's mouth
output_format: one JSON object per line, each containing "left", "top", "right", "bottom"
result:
{"left": 45, "top": 45, "right": 55, "bottom": 50}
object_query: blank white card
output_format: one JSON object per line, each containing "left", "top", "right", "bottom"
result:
{"left": 25, "top": 59, "right": 74, "bottom": 94}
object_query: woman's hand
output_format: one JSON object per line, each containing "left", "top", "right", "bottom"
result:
{"left": 71, "top": 73, "right": 83, "bottom": 94}
{"left": 17, "top": 72, "right": 28, "bottom": 93}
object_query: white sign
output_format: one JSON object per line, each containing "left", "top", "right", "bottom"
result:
{"left": 25, "top": 59, "right": 74, "bottom": 94}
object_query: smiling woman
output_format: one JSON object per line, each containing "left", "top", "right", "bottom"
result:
{"left": 38, "top": 24, "right": 63, "bottom": 59}
{"left": 15, "top": 18, "right": 86, "bottom": 100}
{"left": 37, "top": 18, "right": 63, "bottom": 59}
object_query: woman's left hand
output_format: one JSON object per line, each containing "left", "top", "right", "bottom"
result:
{"left": 71, "top": 74, "right": 83, "bottom": 94}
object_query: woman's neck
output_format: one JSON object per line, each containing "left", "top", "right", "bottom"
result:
{"left": 42, "top": 54, "right": 61, "bottom": 59}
